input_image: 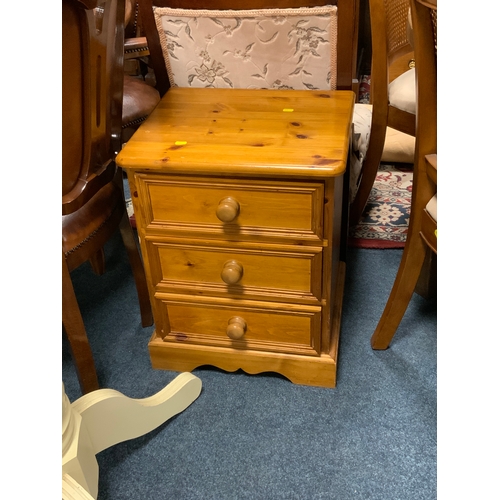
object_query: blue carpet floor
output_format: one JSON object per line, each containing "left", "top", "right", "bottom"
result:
{"left": 62, "top": 232, "right": 437, "bottom": 499}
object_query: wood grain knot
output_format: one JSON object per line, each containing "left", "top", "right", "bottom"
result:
{"left": 314, "top": 156, "right": 334, "bottom": 165}
{"left": 174, "top": 333, "right": 188, "bottom": 342}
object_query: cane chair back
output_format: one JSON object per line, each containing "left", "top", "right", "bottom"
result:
{"left": 349, "top": 0, "right": 416, "bottom": 226}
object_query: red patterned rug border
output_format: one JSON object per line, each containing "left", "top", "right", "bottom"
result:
{"left": 349, "top": 163, "right": 413, "bottom": 249}
{"left": 348, "top": 237, "right": 406, "bottom": 249}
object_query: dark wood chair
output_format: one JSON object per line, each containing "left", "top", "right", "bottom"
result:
{"left": 122, "top": 0, "right": 161, "bottom": 143}
{"left": 136, "top": 0, "right": 359, "bottom": 98}
{"left": 370, "top": 0, "right": 436, "bottom": 349}
{"left": 62, "top": 0, "right": 153, "bottom": 394}
{"left": 349, "top": 0, "right": 416, "bottom": 226}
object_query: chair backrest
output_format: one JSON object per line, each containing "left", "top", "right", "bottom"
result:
{"left": 369, "top": 0, "right": 413, "bottom": 103}
{"left": 409, "top": 0, "right": 436, "bottom": 219}
{"left": 137, "top": 0, "right": 359, "bottom": 96}
{"left": 62, "top": 0, "right": 125, "bottom": 215}
{"left": 412, "top": 0, "right": 436, "bottom": 157}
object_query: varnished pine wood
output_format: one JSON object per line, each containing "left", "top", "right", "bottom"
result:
{"left": 119, "top": 87, "right": 354, "bottom": 387}
{"left": 116, "top": 88, "right": 354, "bottom": 178}
{"left": 135, "top": 175, "right": 325, "bottom": 243}
{"left": 149, "top": 340, "right": 338, "bottom": 388}
{"left": 156, "top": 294, "right": 322, "bottom": 353}
{"left": 151, "top": 238, "right": 323, "bottom": 298}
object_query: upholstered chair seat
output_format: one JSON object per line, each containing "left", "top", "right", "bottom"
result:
{"left": 122, "top": 75, "right": 160, "bottom": 141}
{"left": 350, "top": 101, "right": 415, "bottom": 202}
{"left": 121, "top": 0, "right": 161, "bottom": 142}
{"left": 388, "top": 67, "right": 416, "bottom": 114}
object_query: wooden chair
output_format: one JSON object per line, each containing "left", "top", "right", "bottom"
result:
{"left": 349, "top": 0, "right": 416, "bottom": 226}
{"left": 370, "top": 0, "right": 436, "bottom": 349}
{"left": 135, "top": 0, "right": 359, "bottom": 98}
{"left": 62, "top": 0, "right": 153, "bottom": 394}
{"left": 122, "top": 0, "right": 161, "bottom": 143}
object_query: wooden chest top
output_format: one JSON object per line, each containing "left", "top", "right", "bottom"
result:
{"left": 116, "top": 88, "right": 354, "bottom": 179}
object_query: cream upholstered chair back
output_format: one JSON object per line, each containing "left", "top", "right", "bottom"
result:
{"left": 154, "top": 6, "right": 338, "bottom": 91}
{"left": 137, "top": 0, "right": 359, "bottom": 96}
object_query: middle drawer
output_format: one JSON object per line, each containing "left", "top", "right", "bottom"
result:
{"left": 145, "top": 237, "right": 323, "bottom": 302}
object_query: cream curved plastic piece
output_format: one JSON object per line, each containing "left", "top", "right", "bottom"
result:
{"left": 62, "top": 373, "right": 202, "bottom": 499}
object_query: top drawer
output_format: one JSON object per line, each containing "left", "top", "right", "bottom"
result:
{"left": 133, "top": 175, "right": 324, "bottom": 243}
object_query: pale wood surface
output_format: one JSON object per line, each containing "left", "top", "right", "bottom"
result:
{"left": 152, "top": 239, "right": 323, "bottom": 296}
{"left": 62, "top": 373, "right": 202, "bottom": 499}
{"left": 149, "top": 338, "right": 338, "bottom": 388}
{"left": 155, "top": 293, "right": 322, "bottom": 353}
{"left": 119, "top": 87, "right": 353, "bottom": 387}
{"left": 116, "top": 88, "right": 354, "bottom": 178}
{"left": 135, "top": 175, "right": 326, "bottom": 244}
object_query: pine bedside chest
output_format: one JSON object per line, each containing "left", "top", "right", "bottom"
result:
{"left": 116, "top": 87, "right": 354, "bottom": 388}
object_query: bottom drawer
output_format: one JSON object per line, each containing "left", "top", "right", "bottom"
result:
{"left": 155, "top": 295, "right": 322, "bottom": 356}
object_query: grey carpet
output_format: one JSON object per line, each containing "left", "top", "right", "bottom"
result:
{"left": 62, "top": 232, "right": 437, "bottom": 499}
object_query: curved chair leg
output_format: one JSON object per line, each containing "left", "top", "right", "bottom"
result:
{"left": 349, "top": 120, "right": 388, "bottom": 227}
{"left": 88, "top": 248, "right": 106, "bottom": 276}
{"left": 370, "top": 228, "right": 427, "bottom": 350}
{"left": 118, "top": 209, "right": 153, "bottom": 327}
{"left": 115, "top": 169, "right": 153, "bottom": 327}
{"left": 62, "top": 252, "right": 99, "bottom": 394}
{"left": 62, "top": 373, "right": 202, "bottom": 499}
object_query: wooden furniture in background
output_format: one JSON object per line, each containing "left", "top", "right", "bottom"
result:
{"left": 349, "top": 0, "right": 416, "bottom": 226}
{"left": 62, "top": 373, "right": 202, "bottom": 499}
{"left": 62, "top": 0, "right": 153, "bottom": 394}
{"left": 122, "top": 0, "right": 161, "bottom": 142}
{"left": 117, "top": 87, "right": 354, "bottom": 387}
{"left": 370, "top": 0, "right": 436, "bottom": 349}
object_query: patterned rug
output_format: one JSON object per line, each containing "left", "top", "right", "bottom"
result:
{"left": 349, "top": 163, "right": 413, "bottom": 249}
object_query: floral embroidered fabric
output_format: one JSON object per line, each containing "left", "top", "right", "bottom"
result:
{"left": 153, "top": 6, "right": 337, "bottom": 90}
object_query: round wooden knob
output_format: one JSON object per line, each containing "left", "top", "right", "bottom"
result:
{"left": 221, "top": 260, "right": 243, "bottom": 285}
{"left": 226, "top": 316, "right": 247, "bottom": 340}
{"left": 216, "top": 197, "right": 240, "bottom": 222}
